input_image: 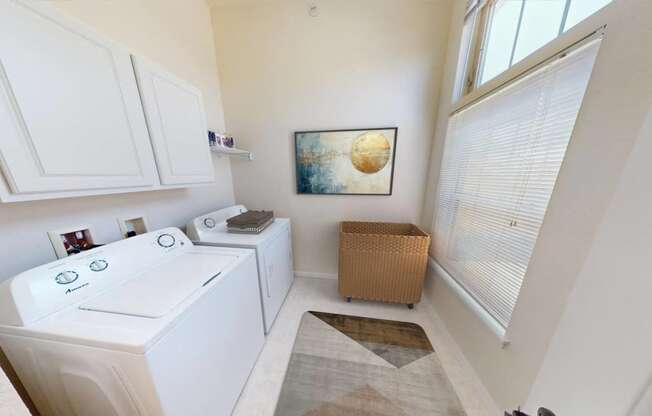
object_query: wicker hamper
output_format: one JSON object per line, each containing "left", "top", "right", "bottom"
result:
{"left": 338, "top": 221, "right": 431, "bottom": 308}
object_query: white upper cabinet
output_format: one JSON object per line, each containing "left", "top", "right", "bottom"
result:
{"left": 132, "top": 56, "right": 214, "bottom": 186}
{"left": 0, "top": 1, "right": 158, "bottom": 199}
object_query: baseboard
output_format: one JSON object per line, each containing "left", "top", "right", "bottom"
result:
{"left": 294, "top": 271, "right": 338, "bottom": 280}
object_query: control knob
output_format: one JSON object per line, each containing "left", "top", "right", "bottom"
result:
{"left": 89, "top": 260, "right": 108, "bottom": 272}
{"left": 55, "top": 271, "right": 79, "bottom": 285}
{"left": 157, "top": 233, "right": 175, "bottom": 248}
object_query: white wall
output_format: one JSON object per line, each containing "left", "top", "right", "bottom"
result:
{"left": 0, "top": 0, "right": 234, "bottom": 282}
{"left": 525, "top": 107, "right": 652, "bottom": 415}
{"left": 422, "top": 0, "right": 652, "bottom": 410}
{"left": 210, "top": 0, "right": 453, "bottom": 276}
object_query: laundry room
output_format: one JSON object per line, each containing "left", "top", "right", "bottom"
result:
{"left": 1, "top": 0, "right": 652, "bottom": 415}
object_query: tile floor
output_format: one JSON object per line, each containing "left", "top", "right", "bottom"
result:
{"left": 0, "top": 369, "right": 29, "bottom": 416}
{"left": 233, "top": 277, "right": 500, "bottom": 416}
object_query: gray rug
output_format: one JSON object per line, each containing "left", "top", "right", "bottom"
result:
{"left": 274, "top": 311, "right": 466, "bottom": 415}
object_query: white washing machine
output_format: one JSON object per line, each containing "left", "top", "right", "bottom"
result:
{"left": 0, "top": 228, "right": 264, "bottom": 416}
{"left": 187, "top": 205, "right": 294, "bottom": 333}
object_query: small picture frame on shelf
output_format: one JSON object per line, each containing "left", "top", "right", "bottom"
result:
{"left": 208, "top": 130, "right": 217, "bottom": 147}
{"left": 216, "top": 133, "right": 235, "bottom": 148}
{"left": 222, "top": 135, "right": 235, "bottom": 148}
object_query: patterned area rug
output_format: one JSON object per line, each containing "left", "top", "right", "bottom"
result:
{"left": 274, "top": 311, "right": 466, "bottom": 416}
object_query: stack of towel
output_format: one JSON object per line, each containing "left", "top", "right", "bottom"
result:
{"left": 226, "top": 210, "right": 274, "bottom": 234}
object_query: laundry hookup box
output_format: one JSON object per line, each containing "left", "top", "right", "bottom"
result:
{"left": 338, "top": 221, "right": 431, "bottom": 308}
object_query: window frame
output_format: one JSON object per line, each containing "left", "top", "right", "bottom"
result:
{"left": 459, "top": 0, "right": 608, "bottom": 100}
{"left": 458, "top": 0, "right": 490, "bottom": 98}
{"left": 452, "top": 0, "right": 609, "bottom": 116}
{"left": 435, "top": 0, "right": 612, "bottom": 339}
{"left": 434, "top": 33, "right": 603, "bottom": 336}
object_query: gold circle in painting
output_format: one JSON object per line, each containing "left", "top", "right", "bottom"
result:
{"left": 350, "top": 132, "right": 391, "bottom": 174}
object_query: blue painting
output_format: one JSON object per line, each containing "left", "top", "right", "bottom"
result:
{"left": 295, "top": 128, "right": 397, "bottom": 195}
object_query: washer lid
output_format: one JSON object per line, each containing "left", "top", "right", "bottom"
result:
{"left": 80, "top": 252, "right": 237, "bottom": 318}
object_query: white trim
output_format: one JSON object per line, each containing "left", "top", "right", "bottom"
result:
{"left": 464, "top": 0, "right": 479, "bottom": 18}
{"left": 0, "top": 177, "right": 209, "bottom": 203}
{"left": 428, "top": 257, "right": 510, "bottom": 348}
{"left": 454, "top": 27, "right": 604, "bottom": 116}
{"left": 294, "top": 271, "right": 338, "bottom": 280}
{"left": 453, "top": 18, "right": 606, "bottom": 114}
{"left": 558, "top": 0, "right": 573, "bottom": 36}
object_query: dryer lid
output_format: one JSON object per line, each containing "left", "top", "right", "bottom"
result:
{"left": 80, "top": 252, "right": 237, "bottom": 318}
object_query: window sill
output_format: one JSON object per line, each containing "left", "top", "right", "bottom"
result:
{"left": 428, "top": 257, "right": 510, "bottom": 349}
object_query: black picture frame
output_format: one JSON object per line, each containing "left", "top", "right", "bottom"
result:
{"left": 294, "top": 127, "right": 398, "bottom": 196}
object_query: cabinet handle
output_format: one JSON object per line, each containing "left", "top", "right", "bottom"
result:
{"left": 266, "top": 263, "right": 273, "bottom": 298}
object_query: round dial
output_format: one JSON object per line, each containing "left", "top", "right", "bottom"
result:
{"left": 55, "top": 270, "right": 79, "bottom": 285}
{"left": 89, "top": 259, "right": 108, "bottom": 272}
{"left": 203, "top": 218, "right": 216, "bottom": 229}
{"left": 157, "top": 233, "right": 176, "bottom": 248}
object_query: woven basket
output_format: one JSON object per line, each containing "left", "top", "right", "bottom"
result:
{"left": 338, "top": 221, "right": 431, "bottom": 306}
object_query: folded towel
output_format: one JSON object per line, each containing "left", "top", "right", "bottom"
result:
{"left": 227, "top": 210, "right": 274, "bottom": 227}
{"left": 227, "top": 217, "right": 275, "bottom": 234}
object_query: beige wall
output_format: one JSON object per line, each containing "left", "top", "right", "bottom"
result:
{"left": 0, "top": 0, "right": 234, "bottom": 282}
{"left": 210, "top": 0, "right": 453, "bottom": 276}
{"left": 423, "top": 0, "right": 652, "bottom": 410}
{"left": 525, "top": 106, "right": 652, "bottom": 416}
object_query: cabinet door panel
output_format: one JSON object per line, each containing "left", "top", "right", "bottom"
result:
{"left": 132, "top": 56, "right": 214, "bottom": 185}
{"left": 262, "top": 228, "right": 294, "bottom": 304}
{"left": 0, "top": 1, "right": 157, "bottom": 194}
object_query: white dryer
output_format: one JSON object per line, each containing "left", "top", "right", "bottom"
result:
{"left": 187, "top": 205, "right": 294, "bottom": 333}
{"left": 0, "top": 228, "right": 264, "bottom": 416}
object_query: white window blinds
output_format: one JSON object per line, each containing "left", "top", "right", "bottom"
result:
{"left": 433, "top": 37, "right": 601, "bottom": 328}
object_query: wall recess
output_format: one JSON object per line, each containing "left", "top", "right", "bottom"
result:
{"left": 48, "top": 226, "right": 99, "bottom": 259}
{"left": 117, "top": 216, "right": 150, "bottom": 239}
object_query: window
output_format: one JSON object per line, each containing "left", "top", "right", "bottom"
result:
{"left": 458, "top": 0, "right": 611, "bottom": 97}
{"left": 479, "top": 0, "right": 523, "bottom": 84}
{"left": 433, "top": 38, "right": 601, "bottom": 328}
{"left": 564, "top": 0, "right": 612, "bottom": 30}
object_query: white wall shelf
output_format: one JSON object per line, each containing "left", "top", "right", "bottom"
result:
{"left": 210, "top": 146, "right": 253, "bottom": 160}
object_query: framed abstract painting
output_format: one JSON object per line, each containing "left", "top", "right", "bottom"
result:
{"left": 295, "top": 127, "right": 398, "bottom": 195}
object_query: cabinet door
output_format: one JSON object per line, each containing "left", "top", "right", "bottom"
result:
{"left": 261, "top": 228, "right": 294, "bottom": 323}
{"left": 0, "top": 1, "right": 158, "bottom": 195}
{"left": 132, "top": 56, "right": 214, "bottom": 185}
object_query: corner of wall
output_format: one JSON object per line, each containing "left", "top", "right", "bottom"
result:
{"left": 419, "top": 0, "right": 467, "bottom": 232}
